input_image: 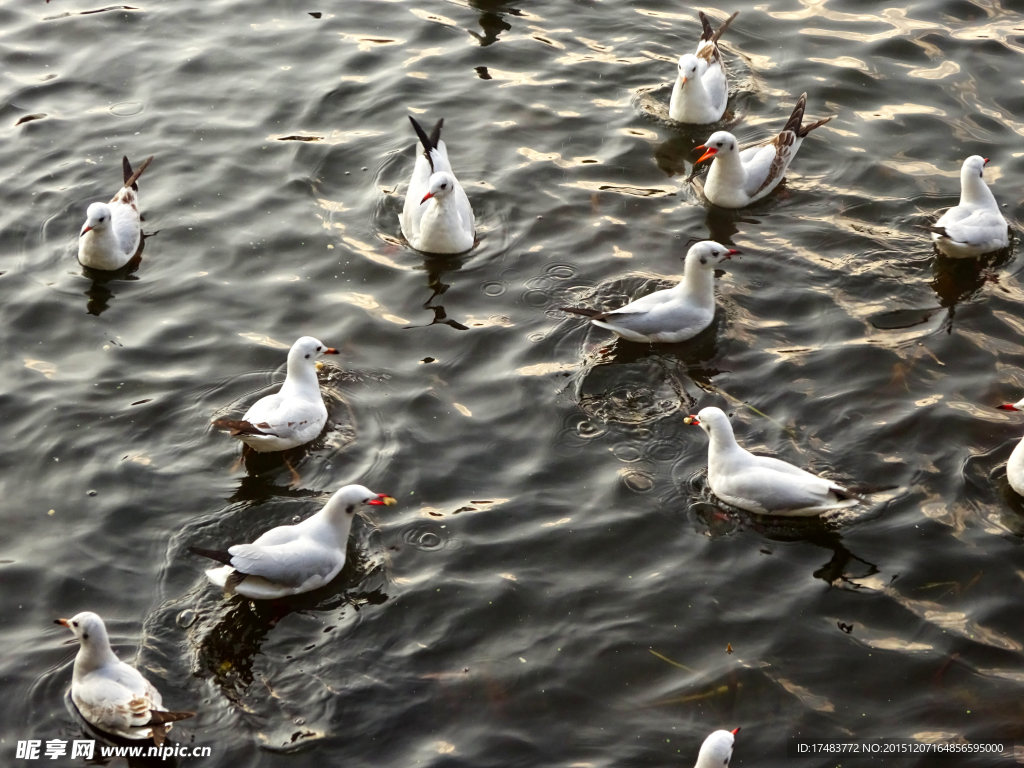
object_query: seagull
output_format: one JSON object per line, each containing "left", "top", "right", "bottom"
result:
{"left": 669, "top": 11, "right": 738, "bottom": 125}
{"left": 693, "top": 728, "right": 740, "bottom": 768}
{"left": 78, "top": 155, "right": 154, "bottom": 271}
{"left": 928, "top": 156, "right": 1009, "bottom": 258}
{"left": 400, "top": 116, "right": 476, "bottom": 254}
{"left": 685, "top": 406, "right": 858, "bottom": 515}
{"left": 997, "top": 398, "right": 1024, "bottom": 496}
{"left": 560, "top": 240, "right": 738, "bottom": 343}
{"left": 692, "top": 93, "right": 834, "bottom": 208}
{"left": 212, "top": 336, "right": 338, "bottom": 454}
{"left": 55, "top": 612, "right": 194, "bottom": 746}
{"left": 189, "top": 484, "right": 397, "bottom": 599}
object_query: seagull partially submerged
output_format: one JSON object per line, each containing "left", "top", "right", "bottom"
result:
{"left": 78, "top": 155, "right": 153, "bottom": 271}
{"left": 400, "top": 116, "right": 475, "bottom": 254}
{"left": 560, "top": 240, "right": 738, "bottom": 343}
{"left": 190, "top": 484, "right": 397, "bottom": 599}
{"left": 56, "top": 612, "right": 193, "bottom": 745}
{"left": 669, "top": 11, "right": 738, "bottom": 125}
{"left": 928, "top": 155, "right": 1009, "bottom": 258}
{"left": 693, "top": 728, "right": 741, "bottom": 768}
{"left": 692, "top": 93, "right": 834, "bottom": 208}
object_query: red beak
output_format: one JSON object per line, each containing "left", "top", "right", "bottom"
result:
{"left": 984, "top": 158, "right": 990, "bottom": 165}
{"left": 54, "top": 618, "right": 70, "bottom": 627}
{"left": 80, "top": 226, "right": 93, "bottom": 237}
{"left": 367, "top": 494, "right": 397, "bottom": 506}
{"left": 695, "top": 146, "right": 718, "bottom": 164}
{"left": 998, "top": 404, "right": 1019, "bottom": 411}
{"left": 680, "top": 76, "right": 688, "bottom": 85}
{"left": 683, "top": 415, "right": 701, "bottom": 426}
{"left": 420, "top": 192, "right": 434, "bottom": 204}
{"left": 732, "top": 727, "right": 741, "bottom": 735}
{"left": 323, "top": 347, "right": 339, "bottom": 355}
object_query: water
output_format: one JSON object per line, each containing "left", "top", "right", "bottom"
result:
{"left": 3, "top": 0, "right": 1024, "bottom": 765}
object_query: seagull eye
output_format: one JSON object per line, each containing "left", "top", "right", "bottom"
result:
{"left": 316, "top": 346, "right": 322, "bottom": 352}
{"left": 716, "top": 141, "right": 723, "bottom": 147}
{"left": 72, "top": 621, "right": 78, "bottom": 628}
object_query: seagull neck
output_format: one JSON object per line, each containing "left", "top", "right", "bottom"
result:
{"left": 671, "top": 77, "right": 711, "bottom": 112}
{"left": 707, "top": 425, "right": 743, "bottom": 462}
{"left": 678, "top": 263, "right": 715, "bottom": 308}
{"left": 73, "top": 639, "right": 120, "bottom": 677}
{"left": 316, "top": 499, "right": 357, "bottom": 544}
{"left": 280, "top": 354, "right": 320, "bottom": 398}
{"left": 708, "top": 150, "right": 745, "bottom": 186}
{"left": 960, "top": 168, "right": 997, "bottom": 209}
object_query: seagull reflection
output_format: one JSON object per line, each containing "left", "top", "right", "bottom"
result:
{"left": 79, "top": 231, "right": 151, "bottom": 315}
{"left": 466, "top": 0, "right": 520, "bottom": 46}
{"left": 405, "top": 254, "right": 470, "bottom": 330}
{"left": 930, "top": 246, "right": 1013, "bottom": 333}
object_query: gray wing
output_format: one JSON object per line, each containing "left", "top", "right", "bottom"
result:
{"left": 715, "top": 465, "right": 836, "bottom": 513}
{"left": 597, "top": 301, "right": 712, "bottom": 338}
{"left": 936, "top": 208, "right": 1006, "bottom": 245}
{"left": 228, "top": 540, "right": 340, "bottom": 587}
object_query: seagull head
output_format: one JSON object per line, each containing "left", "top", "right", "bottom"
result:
{"left": 693, "top": 131, "right": 737, "bottom": 164}
{"left": 289, "top": 336, "right": 339, "bottom": 365}
{"left": 55, "top": 611, "right": 109, "bottom": 649}
{"left": 421, "top": 172, "right": 457, "bottom": 204}
{"left": 684, "top": 406, "right": 731, "bottom": 439}
{"left": 322, "top": 485, "right": 398, "bottom": 526}
{"left": 999, "top": 397, "right": 1024, "bottom": 412}
{"left": 694, "top": 728, "right": 740, "bottom": 768}
{"left": 685, "top": 240, "right": 740, "bottom": 269}
{"left": 676, "top": 53, "right": 700, "bottom": 86}
{"left": 81, "top": 202, "right": 112, "bottom": 237}
{"left": 962, "top": 155, "right": 988, "bottom": 179}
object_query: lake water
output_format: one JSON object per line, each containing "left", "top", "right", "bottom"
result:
{"left": 3, "top": 0, "right": 1024, "bottom": 766}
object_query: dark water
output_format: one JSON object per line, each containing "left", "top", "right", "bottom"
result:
{"left": 4, "top": 0, "right": 1024, "bottom": 765}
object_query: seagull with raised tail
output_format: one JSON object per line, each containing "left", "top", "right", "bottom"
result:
{"left": 78, "top": 155, "right": 154, "bottom": 271}
{"left": 560, "top": 240, "right": 738, "bottom": 343}
{"left": 997, "top": 397, "right": 1024, "bottom": 496}
{"left": 928, "top": 156, "right": 1009, "bottom": 257}
{"left": 212, "top": 336, "right": 338, "bottom": 454}
{"left": 400, "top": 116, "right": 475, "bottom": 254}
{"left": 189, "top": 484, "right": 397, "bottom": 599}
{"left": 56, "top": 612, "right": 194, "bottom": 746}
{"left": 692, "top": 93, "right": 834, "bottom": 208}
{"left": 693, "top": 728, "right": 740, "bottom": 768}
{"left": 669, "top": 11, "right": 738, "bottom": 125}
{"left": 685, "top": 406, "right": 858, "bottom": 515}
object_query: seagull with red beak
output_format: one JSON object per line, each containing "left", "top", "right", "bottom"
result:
{"left": 189, "top": 484, "right": 397, "bottom": 599}
{"left": 560, "top": 241, "right": 739, "bottom": 343}
{"left": 400, "top": 116, "right": 475, "bottom": 254}
{"left": 691, "top": 93, "right": 834, "bottom": 208}
{"left": 693, "top": 728, "right": 741, "bottom": 768}
{"left": 997, "top": 397, "right": 1024, "bottom": 496}
{"left": 212, "top": 336, "right": 339, "bottom": 454}
{"left": 78, "top": 155, "right": 153, "bottom": 271}
{"left": 669, "top": 11, "right": 738, "bottom": 124}
{"left": 928, "top": 156, "right": 1008, "bottom": 257}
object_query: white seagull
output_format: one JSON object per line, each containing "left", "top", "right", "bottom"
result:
{"left": 56, "top": 612, "right": 193, "bottom": 745}
{"left": 693, "top": 93, "right": 834, "bottom": 208}
{"left": 685, "top": 406, "right": 858, "bottom": 516}
{"left": 928, "top": 155, "right": 1009, "bottom": 258}
{"left": 560, "top": 240, "right": 738, "bottom": 343}
{"left": 78, "top": 155, "right": 154, "bottom": 271}
{"left": 669, "top": 11, "right": 738, "bottom": 125}
{"left": 400, "top": 116, "right": 476, "bottom": 254}
{"left": 998, "top": 397, "right": 1024, "bottom": 496}
{"left": 212, "top": 336, "right": 338, "bottom": 454}
{"left": 190, "top": 484, "right": 397, "bottom": 600}
{"left": 693, "top": 728, "right": 740, "bottom": 768}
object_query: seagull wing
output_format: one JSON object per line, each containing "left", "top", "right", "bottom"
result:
{"left": 227, "top": 539, "right": 341, "bottom": 587}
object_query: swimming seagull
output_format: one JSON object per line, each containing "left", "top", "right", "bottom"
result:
{"left": 78, "top": 155, "right": 154, "bottom": 271}
{"left": 560, "top": 240, "right": 738, "bottom": 343}
{"left": 212, "top": 336, "right": 338, "bottom": 454}
{"left": 685, "top": 406, "right": 858, "bottom": 516}
{"left": 692, "top": 93, "right": 834, "bottom": 208}
{"left": 400, "top": 116, "right": 476, "bottom": 254}
{"left": 997, "top": 397, "right": 1024, "bottom": 496}
{"left": 928, "top": 156, "right": 1009, "bottom": 258}
{"left": 693, "top": 728, "right": 741, "bottom": 768}
{"left": 55, "top": 612, "right": 194, "bottom": 746}
{"left": 669, "top": 11, "right": 738, "bottom": 125}
{"left": 189, "top": 484, "right": 397, "bottom": 599}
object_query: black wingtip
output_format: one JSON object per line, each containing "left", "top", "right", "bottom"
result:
{"left": 927, "top": 225, "right": 950, "bottom": 239}
{"left": 698, "top": 10, "right": 714, "bottom": 40}
{"left": 560, "top": 306, "right": 606, "bottom": 320}
{"left": 188, "top": 546, "right": 234, "bottom": 566}
{"left": 409, "top": 115, "right": 437, "bottom": 173}
{"left": 429, "top": 118, "right": 443, "bottom": 148}
{"left": 122, "top": 156, "right": 133, "bottom": 187}
{"left": 781, "top": 93, "right": 808, "bottom": 136}
{"left": 122, "top": 155, "right": 153, "bottom": 191}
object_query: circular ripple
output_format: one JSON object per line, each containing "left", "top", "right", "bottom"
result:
{"left": 545, "top": 263, "right": 577, "bottom": 280}
{"left": 524, "top": 275, "right": 554, "bottom": 291}
{"left": 646, "top": 438, "right": 681, "bottom": 463}
{"left": 553, "top": 411, "right": 609, "bottom": 457}
{"left": 578, "top": 360, "right": 683, "bottom": 425}
{"left": 612, "top": 443, "right": 642, "bottom": 462}
{"left": 401, "top": 522, "right": 450, "bottom": 551}
{"left": 176, "top": 609, "right": 198, "bottom": 629}
{"left": 620, "top": 469, "right": 655, "bottom": 493}
{"left": 482, "top": 281, "right": 505, "bottom": 297}
{"left": 527, "top": 331, "right": 546, "bottom": 343}
{"left": 523, "top": 289, "right": 550, "bottom": 308}
{"left": 576, "top": 419, "right": 606, "bottom": 439}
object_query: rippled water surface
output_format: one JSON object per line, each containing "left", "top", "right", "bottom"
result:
{"left": 4, "top": 0, "right": 1024, "bottom": 765}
